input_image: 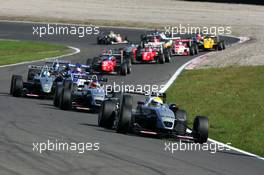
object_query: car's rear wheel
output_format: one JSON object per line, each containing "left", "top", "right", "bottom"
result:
{"left": 10, "top": 75, "right": 20, "bottom": 95}
{"left": 116, "top": 94, "right": 133, "bottom": 133}
{"left": 120, "top": 63, "right": 127, "bottom": 76}
{"left": 164, "top": 49, "right": 171, "bottom": 63}
{"left": 86, "top": 58, "right": 93, "bottom": 66}
{"left": 126, "top": 60, "right": 132, "bottom": 74}
{"left": 98, "top": 100, "right": 116, "bottom": 128}
{"left": 158, "top": 53, "right": 165, "bottom": 64}
{"left": 53, "top": 84, "right": 63, "bottom": 107}
{"left": 97, "top": 37, "right": 101, "bottom": 44}
{"left": 27, "top": 69, "right": 39, "bottom": 81}
{"left": 60, "top": 88, "right": 72, "bottom": 110}
{"left": 218, "top": 42, "right": 223, "bottom": 50}
{"left": 189, "top": 46, "right": 195, "bottom": 56}
{"left": 193, "top": 116, "right": 208, "bottom": 144}
{"left": 194, "top": 44, "right": 199, "bottom": 54}
{"left": 63, "top": 80, "right": 72, "bottom": 90}
{"left": 11, "top": 75, "right": 23, "bottom": 97}
{"left": 222, "top": 41, "right": 226, "bottom": 50}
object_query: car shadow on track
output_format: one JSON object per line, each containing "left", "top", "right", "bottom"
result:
{"left": 37, "top": 103, "right": 99, "bottom": 114}
{"left": 79, "top": 123, "right": 98, "bottom": 128}
{"left": 0, "top": 92, "right": 10, "bottom": 96}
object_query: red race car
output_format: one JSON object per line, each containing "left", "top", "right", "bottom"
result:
{"left": 124, "top": 43, "right": 171, "bottom": 64}
{"left": 171, "top": 39, "right": 198, "bottom": 56}
{"left": 87, "top": 49, "right": 132, "bottom": 76}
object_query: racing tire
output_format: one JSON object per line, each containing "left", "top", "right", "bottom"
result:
{"left": 174, "top": 109, "right": 187, "bottom": 135}
{"left": 129, "top": 52, "right": 136, "bottom": 64}
{"left": 120, "top": 63, "right": 127, "bottom": 76}
{"left": 97, "top": 37, "right": 101, "bottom": 44}
{"left": 60, "top": 88, "right": 72, "bottom": 110}
{"left": 10, "top": 75, "right": 20, "bottom": 95}
{"left": 86, "top": 58, "right": 93, "bottom": 66}
{"left": 27, "top": 69, "right": 38, "bottom": 81}
{"left": 126, "top": 60, "right": 132, "bottom": 74}
{"left": 106, "top": 37, "right": 111, "bottom": 45}
{"left": 164, "top": 49, "right": 171, "bottom": 63}
{"left": 218, "top": 42, "right": 223, "bottom": 51}
{"left": 158, "top": 53, "right": 165, "bottom": 64}
{"left": 12, "top": 75, "right": 23, "bottom": 97}
{"left": 194, "top": 44, "right": 199, "bottom": 55}
{"left": 189, "top": 46, "right": 195, "bottom": 56}
{"left": 98, "top": 100, "right": 116, "bottom": 128}
{"left": 193, "top": 116, "right": 208, "bottom": 144}
{"left": 63, "top": 80, "right": 72, "bottom": 90}
{"left": 116, "top": 94, "right": 133, "bottom": 134}
{"left": 222, "top": 41, "right": 226, "bottom": 50}
{"left": 53, "top": 84, "right": 63, "bottom": 107}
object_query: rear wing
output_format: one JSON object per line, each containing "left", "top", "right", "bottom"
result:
{"left": 27, "top": 65, "right": 53, "bottom": 71}
{"left": 68, "top": 64, "right": 90, "bottom": 69}
{"left": 160, "top": 33, "right": 181, "bottom": 41}
{"left": 116, "top": 89, "right": 166, "bottom": 98}
{"left": 101, "top": 49, "right": 124, "bottom": 63}
{"left": 101, "top": 48, "right": 124, "bottom": 56}
{"left": 143, "top": 42, "right": 164, "bottom": 50}
{"left": 45, "top": 59, "right": 71, "bottom": 69}
{"left": 28, "top": 59, "right": 71, "bottom": 70}
{"left": 44, "top": 59, "right": 71, "bottom": 65}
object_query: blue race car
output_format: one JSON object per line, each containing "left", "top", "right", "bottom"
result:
{"left": 54, "top": 64, "right": 108, "bottom": 112}
{"left": 10, "top": 59, "right": 70, "bottom": 98}
{"left": 98, "top": 93, "right": 209, "bottom": 144}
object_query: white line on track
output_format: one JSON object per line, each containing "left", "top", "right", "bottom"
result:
{"left": 159, "top": 36, "right": 264, "bottom": 161}
{"left": 0, "top": 46, "right": 80, "bottom": 68}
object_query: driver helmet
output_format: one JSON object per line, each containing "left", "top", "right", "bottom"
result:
{"left": 150, "top": 97, "right": 163, "bottom": 107}
{"left": 75, "top": 63, "right": 82, "bottom": 73}
{"left": 90, "top": 81, "right": 100, "bottom": 88}
{"left": 42, "top": 70, "right": 50, "bottom": 77}
{"left": 109, "top": 31, "right": 116, "bottom": 37}
{"left": 53, "top": 63, "right": 59, "bottom": 71}
{"left": 65, "top": 63, "right": 70, "bottom": 71}
{"left": 153, "top": 37, "right": 159, "bottom": 43}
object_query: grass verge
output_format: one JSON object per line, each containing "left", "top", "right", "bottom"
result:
{"left": 167, "top": 66, "right": 264, "bottom": 156}
{"left": 0, "top": 40, "right": 72, "bottom": 65}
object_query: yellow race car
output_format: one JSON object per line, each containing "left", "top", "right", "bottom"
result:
{"left": 202, "top": 35, "right": 226, "bottom": 51}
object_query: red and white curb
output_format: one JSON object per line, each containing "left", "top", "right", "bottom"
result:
{"left": 160, "top": 36, "right": 264, "bottom": 161}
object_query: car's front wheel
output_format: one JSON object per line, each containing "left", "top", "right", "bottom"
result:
{"left": 192, "top": 116, "right": 208, "bottom": 144}
{"left": 98, "top": 100, "right": 116, "bottom": 128}
{"left": 116, "top": 94, "right": 133, "bottom": 134}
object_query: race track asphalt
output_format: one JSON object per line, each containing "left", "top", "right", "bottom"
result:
{"left": 0, "top": 21, "right": 263, "bottom": 175}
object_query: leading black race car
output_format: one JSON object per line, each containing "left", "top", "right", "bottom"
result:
{"left": 98, "top": 93, "right": 209, "bottom": 144}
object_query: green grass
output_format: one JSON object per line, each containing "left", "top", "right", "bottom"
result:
{"left": 0, "top": 40, "right": 72, "bottom": 65}
{"left": 167, "top": 66, "right": 264, "bottom": 156}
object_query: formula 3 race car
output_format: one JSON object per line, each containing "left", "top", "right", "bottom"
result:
{"left": 197, "top": 34, "right": 226, "bottom": 51}
{"left": 97, "top": 31, "right": 128, "bottom": 45}
{"left": 10, "top": 59, "right": 70, "bottom": 98}
{"left": 54, "top": 74, "right": 108, "bottom": 112}
{"left": 171, "top": 39, "right": 199, "bottom": 56}
{"left": 98, "top": 93, "right": 208, "bottom": 143}
{"left": 123, "top": 43, "right": 171, "bottom": 64}
{"left": 86, "top": 49, "right": 132, "bottom": 76}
